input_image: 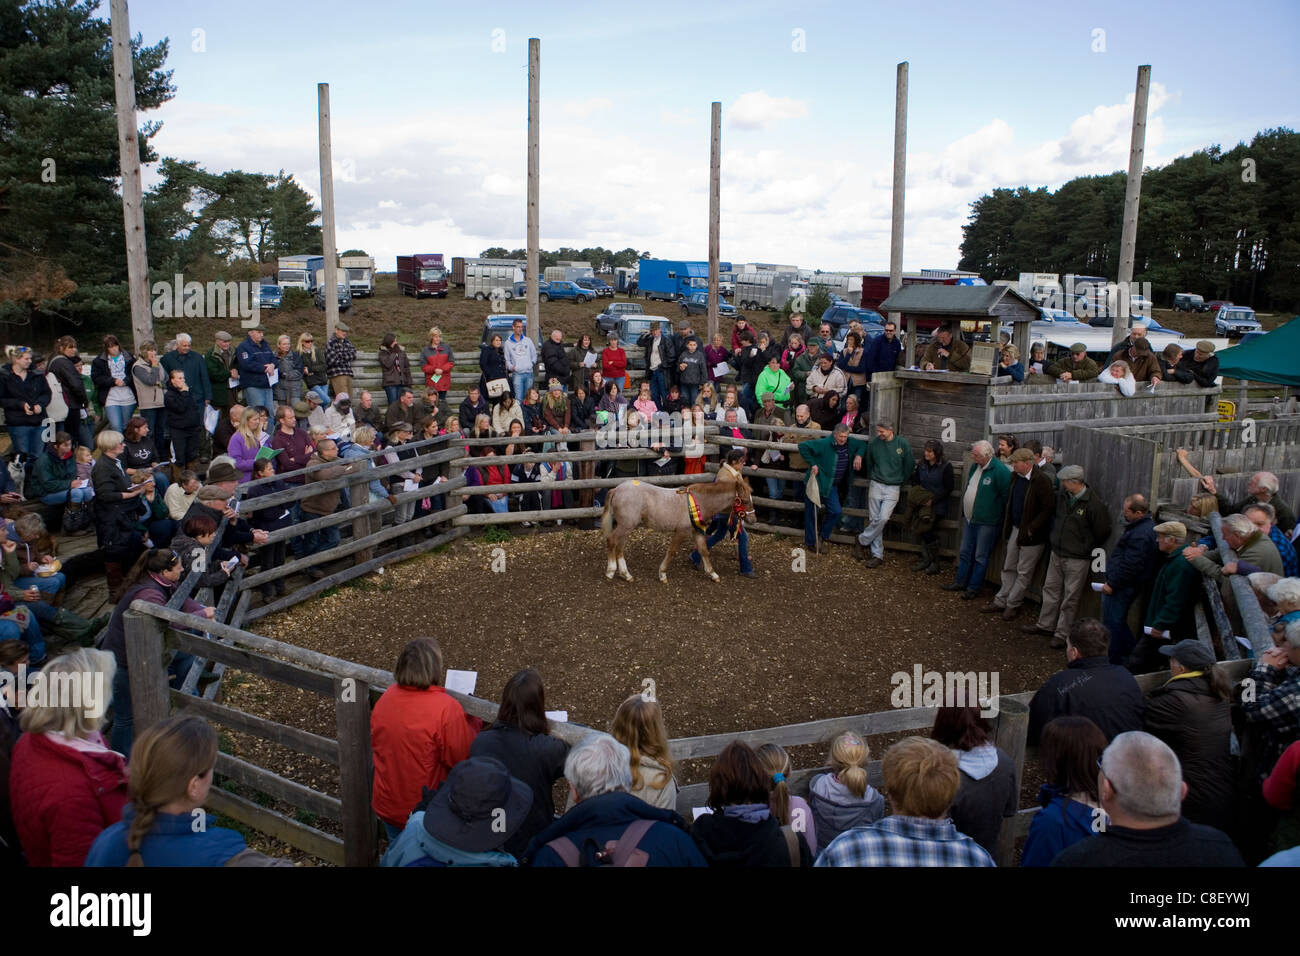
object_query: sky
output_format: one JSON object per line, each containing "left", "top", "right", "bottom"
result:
{"left": 116, "top": 0, "right": 1300, "bottom": 273}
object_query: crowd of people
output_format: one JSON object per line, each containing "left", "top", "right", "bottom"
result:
{"left": 0, "top": 311, "right": 1289, "bottom": 868}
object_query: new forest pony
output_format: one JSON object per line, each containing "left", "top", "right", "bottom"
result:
{"left": 600, "top": 474, "right": 754, "bottom": 583}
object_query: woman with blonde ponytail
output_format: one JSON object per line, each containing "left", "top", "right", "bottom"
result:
{"left": 757, "top": 743, "right": 818, "bottom": 857}
{"left": 86, "top": 715, "right": 263, "bottom": 866}
{"left": 808, "top": 732, "right": 885, "bottom": 850}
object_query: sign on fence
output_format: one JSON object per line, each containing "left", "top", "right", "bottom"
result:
{"left": 1216, "top": 400, "right": 1236, "bottom": 422}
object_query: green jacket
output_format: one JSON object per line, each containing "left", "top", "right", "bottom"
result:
{"left": 755, "top": 367, "right": 793, "bottom": 406}
{"left": 1046, "top": 355, "right": 1100, "bottom": 382}
{"left": 1190, "top": 532, "right": 1284, "bottom": 581}
{"left": 790, "top": 352, "right": 818, "bottom": 405}
{"left": 1049, "top": 485, "right": 1113, "bottom": 558}
{"left": 865, "top": 435, "right": 913, "bottom": 486}
{"left": 797, "top": 434, "right": 868, "bottom": 499}
{"left": 960, "top": 458, "right": 1011, "bottom": 525}
{"left": 207, "top": 347, "right": 236, "bottom": 406}
{"left": 1145, "top": 544, "right": 1201, "bottom": 637}
{"left": 29, "top": 450, "right": 76, "bottom": 500}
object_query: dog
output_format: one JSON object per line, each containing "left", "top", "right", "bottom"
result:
{"left": 7, "top": 456, "right": 25, "bottom": 499}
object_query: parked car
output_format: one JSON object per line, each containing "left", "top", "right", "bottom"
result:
{"left": 541, "top": 280, "right": 593, "bottom": 304}
{"left": 595, "top": 301, "right": 646, "bottom": 333}
{"left": 833, "top": 321, "right": 886, "bottom": 347}
{"left": 823, "top": 303, "right": 885, "bottom": 329}
{"left": 1215, "top": 305, "right": 1262, "bottom": 337}
{"left": 1237, "top": 330, "right": 1267, "bottom": 345}
{"left": 678, "top": 290, "right": 737, "bottom": 317}
{"left": 512, "top": 280, "right": 550, "bottom": 298}
{"left": 256, "top": 284, "right": 283, "bottom": 310}
{"left": 1036, "top": 307, "right": 1088, "bottom": 327}
{"left": 1206, "top": 300, "right": 1234, "bottom": 314}
{"left": 578, "top": 277, "right": 614, "bottom": 298}
{"left": 313, "top": 281, "right": 352, "bottom": 312}
{"left": 1173, "top": 292, "right": 1208, "bottom": 312}
{"left": 614, "top": 316, "right": 673, "bottom": 367}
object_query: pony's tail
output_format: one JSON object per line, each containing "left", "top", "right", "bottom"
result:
{"left": 601, "top": 490, "right": 615, "bottom": 537}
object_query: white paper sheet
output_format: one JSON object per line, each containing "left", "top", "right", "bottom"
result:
{"left": 583, "top": 352, "right": 598, "bottom": 368}
{"left": 402, "top": 479, "right": 420, "bottom": 493}
{"left": 444, "top": 669, "right": 477, "bottom": 696}
{"left": 712, "top": 361, "right": 733, "bottom": 378}
{"left": 267, "top": 367, "right": 279, "bottom": 386}
{"left": 545, "top": 710, "right": 568, "bottom": 723}
{"left": 228, "top": 376, "right": 239, "bottom": 390}
{"left": 692, "top": 807, "right": 713, "bottom": 820}
{"left": 1143, "top": 626, "right": 1167, "bottom": 637}
{"left": 203, "top": 405, "right": 220, "bottom": 434}
{"left": 1090, "top": 582, "right": 1105, "bottom": 592}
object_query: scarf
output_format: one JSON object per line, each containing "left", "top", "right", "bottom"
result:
{"left": 722, "top": 803, "right": 771, "bottom": 823}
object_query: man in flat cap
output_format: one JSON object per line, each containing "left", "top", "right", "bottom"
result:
{"left": 1166, "top": 341, "right": 1219, "bottom": 388}
{"left": 1046, "top": 343, "right": 1100, "bottom": 383}
{"left": 1023, "top": 463, "right": 1112, "bottom": 648}
{"left": 983, "top": 447, "right": 1055, "bottom": 621}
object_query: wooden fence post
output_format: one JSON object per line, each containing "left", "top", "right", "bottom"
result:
{"left": 992, "top": 694, "right": 1029, "bottom": 867}
{"left": 123, "top": 608, "right": 170, "bottom": 740}
{"left": 334, "top": 676, "right": 377, "bottom": 866}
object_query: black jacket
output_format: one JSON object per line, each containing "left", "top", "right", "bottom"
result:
{"left": 1106, "top": 513, "right": 1158, "bottom": 591}
{"left": 637, "top": 331, "right": 677, "bottom": 376}
{"left": 690, "top": 811, "right": 811, "bottom": 867}
{"left": 479, "top": 344, "right": 508, "bottom": 385}
{"left": 91, "top": 351, "right": 136, "bottom": 404}
{"left": 91, "top": 454, "right": 145, "bottom": 553}
{"left": 1050, "top": 817, "right": 1243, "bottom": 867}
{"left": 164, "top": 384, "right": 201, "bottom": 432}
{"left": 1049, "top": 485, "right": 1112, "bottom": 558}
{"left": 1003, "top": 465, "right": 1056, "bottom": 546}
{"left": 735, "top": 344, "right": 765, "bottom": 387}
{"left": 1144, "top": 674, "right": 1235, "bottom": 831}
{"left": 950, "top": 747, "right": 1019, "bottom": 856}
{"left": 458, "top": 395, "right": 488, "bottom": 431}
{"left": 540, "top": 340, "right": 569, "bottom": 384}
{"left": 469, "top": 722, "right": 570, "bottom": 857}
{"left": 0, "top": 365, "right": 52, "bottom": 428}
{"left": 1027, "top": 656, "right": 1146, "bottom": 746}
{"left": 1174, "top": 349, "right": 1219, "bottom": 388}
{"left": 47, "top": 354, "right": 88, "bottom": 416}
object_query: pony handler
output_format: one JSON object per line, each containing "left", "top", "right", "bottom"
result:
{"left": 600, "top": 474, "right": 753, "bottom": 583}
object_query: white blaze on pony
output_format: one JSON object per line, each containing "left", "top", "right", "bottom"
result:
{"left": 600, "top": 475, "right": 754, "bottom": 583}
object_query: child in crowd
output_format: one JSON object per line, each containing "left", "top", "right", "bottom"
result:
{"left": 757, "top": 743, "right": 818, "bottom": 857}
{"left": 808, "top": 732, "right": 885, "bottom": 849}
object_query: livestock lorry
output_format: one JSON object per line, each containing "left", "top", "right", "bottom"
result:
{"left": 276, "top": 255, "right": 324, "bottom": 292}
{"left": 637, "top": 259, "right": 710, "bottom": 301}
{"left": 339, "top": 255, "right": 376, "bottom": 298}
{"left": 464, "top": 259, "right": 524, "bottom": 300}
{"left": 396, "top": 254, "right": 449, "bottom": 298}
{"left": 734, "top": 271, "right": 802, "bottom": 311}
{"left": 544, "top": 261, "right": 595, "bottom": 282}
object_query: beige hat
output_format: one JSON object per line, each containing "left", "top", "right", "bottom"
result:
{"left": 196, "top": 484, "right": 230, "bottom": 502}
{"left": 1195, "top": 340, "right": 1216, "bottom": 354}
{"left": 335, "top": 320, "right": 351, "bottom": 332}
{"left": 1009, "top": 448, "right": 1035, "bottom": 463}
{"left": 215, "top": 331, "right": 232, "bottom": 342}
{"left": 1057, "top": 464, "right": 1085, "bottom": 482}
{"left": 1153, "top": 520, "right": 1188, "bottom": 540}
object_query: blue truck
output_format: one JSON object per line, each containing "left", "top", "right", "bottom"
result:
{"left": 637, "top": 259, "right": 711, "bottom": 301}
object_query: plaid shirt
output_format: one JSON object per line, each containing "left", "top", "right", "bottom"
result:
{"left": 1270, "top": 527, "right": 1298, "bottom": 578}
{"left": 1242, "top": 660, "right": 1300, "bottom": 779}
{"left": 325, "top": 336, "right": 356, "bottom": 377}
{"left": 814, "top": 815, "right": 995, "bottom": 867}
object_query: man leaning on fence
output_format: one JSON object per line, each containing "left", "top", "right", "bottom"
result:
{"left": 1023, "top": 465, "right": 1112, "bottom": 649}
{"left": 943, "top": 440, "right": 1010, "bottom": 601}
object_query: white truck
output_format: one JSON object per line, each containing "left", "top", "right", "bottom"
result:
{"left": 734, "top": 271, "right": 802, "bottom": 311}
{"left": 339, "top": 255, "right": 375, "bottom": 298}
{"left": 465, "top": 260, "right": 524, "bottom": 300}
{"left": 1018, "top": 272, "right": 1062, "bottom": 307}
{"left": 809, "top": 273, "right": 862, "bottom": 304}
{"left": 543, "top": 261, "right": 595, "bottom": 282}
{"left": 277, "top": 255, "right": 324, "bottom": 292}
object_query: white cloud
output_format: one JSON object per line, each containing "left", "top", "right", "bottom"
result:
{"left": 143, "top": 84, "right": 1172, "bottom": 275}
{"left": 728, "top": 91, "right": 808, "bottom": 131}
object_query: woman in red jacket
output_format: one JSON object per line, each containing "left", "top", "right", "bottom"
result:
{"left": 601, "top": 333, "right": 628, "bottom": 391}
{"left": 370, "top": 637, "right": 480, "bottom": 841}
{"left": 9, "top": 647, "right": 128, "bottom": 866}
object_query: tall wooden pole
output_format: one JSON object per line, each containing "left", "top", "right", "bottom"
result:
{"left": 707, "top": 101, "right": 721, "bottom": 343}
{"left": 527, "top": 39, "right": 540, "bottom": 344}
{"left": 318, "top": 83, "right": 339, "bottom": 338}
{"left": 1113, "top": 64, "right": 1151, "bottom": 348}
{"left": 109, "top": 0, "right": 153, "bottom": 350}
{"left": 890, "top": 62, "right": 911, "bottom": 367}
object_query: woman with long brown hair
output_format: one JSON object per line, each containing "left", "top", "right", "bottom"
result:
{"left": 85, "top": 715, "right": 264, "bottom": 866}
{"left": 1020, "top": 715, "right": 1107, "bottom": 866}
{"left": 469, "top": 668, "right": 569, "bottom": 856}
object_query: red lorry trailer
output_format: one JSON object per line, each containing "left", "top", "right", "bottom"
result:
{"left": 397, "top": 254, "right": 449, "bottom": 298}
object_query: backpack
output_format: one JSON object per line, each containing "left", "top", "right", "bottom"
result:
{"left": 544, "top": 818, "right": 654, "bottom": 867}
{"left": 61, "top": 500, "right": 94, "bottom": 535}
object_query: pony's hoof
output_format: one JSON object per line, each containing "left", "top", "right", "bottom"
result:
{"left": 709, "top": 572, "right": 720, "bottom": 582}
{"left": 605, "top": 571, "right": 615, "bottom": 581}
{"left": 622, "top": 574, "right": 634, "bottom": 582}
{"left": 658, "top": 572, "right": 668, "bottom": 583}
